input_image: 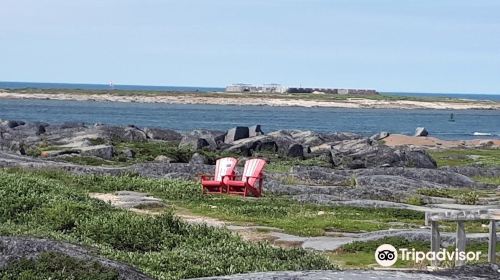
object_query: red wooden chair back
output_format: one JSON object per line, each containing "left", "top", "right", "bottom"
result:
{"left": 214, "top": 157, "right": 238, "bottom": 183}
{"left": 241, "top": 158, "right": 266, "bottom": 186}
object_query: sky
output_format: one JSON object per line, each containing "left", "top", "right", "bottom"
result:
{"left": 1, "top": 0, "right": 499, "bottom": 94}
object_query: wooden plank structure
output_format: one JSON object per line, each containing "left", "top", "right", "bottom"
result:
{"left": 427, "top": 209, "right": 499, "bottom": 267}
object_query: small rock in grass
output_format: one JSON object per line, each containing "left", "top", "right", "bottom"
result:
{"left": 190, "top": 152, "right": 208, "bottom": 164}
{"left": 154, "top": 155, "right": 173, "bottom": 163}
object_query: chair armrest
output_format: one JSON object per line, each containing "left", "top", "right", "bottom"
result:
{"left": 229, "top": 175, "right": 243, "bottom": 181}
{"left": 221, "top": 174, "right": 235, "bottom": 180}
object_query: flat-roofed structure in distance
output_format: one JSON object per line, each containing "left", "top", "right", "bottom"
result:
{"left": 226, "top": 84, "right": 378, "bottom": 95}
{"left": 225, "top": 83, "right": 288, "bottom": 94}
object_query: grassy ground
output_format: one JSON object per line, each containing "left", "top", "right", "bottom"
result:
{"left": 328, "top": 237, "right": 500, "bottom": 269}
{"left": 429, "top": 148, "right": 500, "bottom": 167}
{"left": 416, "top": 188, "right": 483, "bottom": 205}
{"left": 0, "top": 252, "right": 120, "bottom": 280}
{"left": 474, "top": 176, "right": 500, "bottom": 185}
{"left": 1, "top": 168, "right": 424, "bottom": 237}
{"left": 177, "top": 195, "right": 424, "bottom": 236}
{"left": 0, "top": 169, "right": 333, "bottom": 280}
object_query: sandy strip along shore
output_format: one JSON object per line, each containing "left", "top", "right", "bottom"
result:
{"left": 1, "top": 91, "right": 499, "bottom": 110}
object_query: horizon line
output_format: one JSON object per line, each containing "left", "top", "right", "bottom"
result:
{"left": 1, "top": 80, "right": 499, "bottom": 96}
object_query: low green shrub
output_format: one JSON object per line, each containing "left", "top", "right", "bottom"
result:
{"left": 405, "top": 195, "right": 424, "bottom": 206}
{"left": 417, "top": 188, "right": 480, "bottom": 205}
{"left": 76, "top": 212, "right": 184, "bottom": 252}
{"left": 0, "top": 169, "right": 334, "bottom": 279}
{"left": 0, "top": 252, "right": 119, "bottom": 280}
{"left": 457, "top": 192, "right": 480, "bottom": 205}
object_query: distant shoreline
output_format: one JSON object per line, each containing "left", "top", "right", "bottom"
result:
{"left": 1, "top": 90, "right": 499, "bottom": 110}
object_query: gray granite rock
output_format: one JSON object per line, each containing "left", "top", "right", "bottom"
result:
{"left": 415, "top": 127, "right": 429, "bottom": 137}
{"left": 0, "top": 236, "right": 153, "bottom": 280}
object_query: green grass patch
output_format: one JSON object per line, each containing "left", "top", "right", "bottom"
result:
{"left": 405, "top": 195, "right": 425, "bottom": 206}
{"left": 0, "top": 252, "right": 119, "bottom": 280}
{"left": 0, "top": 169, "right": 334, "bottom": 279}
{"left": 429, "top": 148, "right": 500, "bottom": 167}
{"left": 176, "top": 196, "right": 424, "bottom": 236}
{"left": 329, "top": 236, "right": 500, "bottom": 269}
{"left": 416, "top": 188, "right": 481, "bottom": 205}
{"left": 474, "top": 176, "right": 500, "bottom": 185}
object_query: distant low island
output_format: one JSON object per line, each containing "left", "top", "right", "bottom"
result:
{"left": 1, "top": 87, "right": 499, "bottom": 110}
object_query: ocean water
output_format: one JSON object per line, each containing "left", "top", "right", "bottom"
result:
{"left": 0, "top": 98, "right": 498, "bottom": 140}
{"left": 0, "top": 81, "right": 224, "bottom": 92}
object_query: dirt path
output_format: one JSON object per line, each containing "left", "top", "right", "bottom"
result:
{"left": 89, "top": 191, "right": 500, "bottom": 252}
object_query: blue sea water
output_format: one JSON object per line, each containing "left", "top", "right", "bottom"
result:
{"left": 0, "top": 98, "right": 498, "bottom": 140}
{"left": 0, "top": 81, "right": 223, "bottom": 92}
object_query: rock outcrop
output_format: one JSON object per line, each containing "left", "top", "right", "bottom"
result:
{"left": 0, "top": 236, "right": 153, "bottom": 280}
{"left": 330, "top": 139, "right": 436, "bottom": 169}
{"left": 415, "top": 127, "right": 429, "bottom": 137}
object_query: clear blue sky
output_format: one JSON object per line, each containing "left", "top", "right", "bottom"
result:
{"left": 1, "top": 0, "right": 499, "bottom": 93}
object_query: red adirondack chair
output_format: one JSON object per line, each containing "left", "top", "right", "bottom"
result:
{"left": 227, "top": 158, "right": 266, "bottom": 197}
{"left": 201, "top": 157, "right": 238, "bottom": 194}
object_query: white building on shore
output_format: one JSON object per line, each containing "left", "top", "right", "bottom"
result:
{"left": 225, "top": 83, "right": 288, "bottom": 94}
{"left": 226, "top": 83, "right": 378, "bottom": 95}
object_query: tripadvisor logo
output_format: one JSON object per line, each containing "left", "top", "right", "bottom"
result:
{"left": 375, "top": 244, "right": 398, "bottom": 267}
{"left": 375, "top": 244, "right": 482, "bottom": 267}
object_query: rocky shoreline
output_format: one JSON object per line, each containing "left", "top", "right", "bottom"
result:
{"left": 0, "top": 119, "right": 499, "bottom": 279}
{"left": 1, "top": 119, "right": 498, "bottom": 209}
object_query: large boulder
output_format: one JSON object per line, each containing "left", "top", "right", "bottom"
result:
{"left": 289, "top": 131, "right": 325, "bottom": 146}
{"left": 330, "top": 139, "right": 437, "bottom": 169}
{"left": 398, "top": 148, "right": 437, "bottom": 168}
{"left": 415, "top": 127, "right": 429, "bottom": 137}
{"left": 0, "top": 236, "right": 154, "bottom": 280}
{"left": 16, "top": 122, "right": 48, "bottom": 136}
{"left": 5, "top": 120, "right": 25, "bottom": 129}
{"left": 353, "top": 167, "right": 476, "bottom": 188}
{"left": 124, "top": 126, "right": 148, "bottom": 141}
{"left": 323, "top": 132, "right": 363, "bottom": 141}
{"left": 330, "top": 138, "right": 374, "bottom": 155}
{"left": 179, "top": 130, "right": 224, "bottom": 151}
{"left": 225, "top": 135, "right": 277, "bottom": 156}
{"left": 60, "top": 122, "right": 86, "bottom": 129}
{"left": 79, "top": 145, "right": 115, "bottom": 160}
{"left": 287, "top": 143, "right": 305, "bottom": 158}
{"left": 189, "top": 153, "right": 208, "bottom": 165}
{"left": 370, "top": 131, "right": 390, "bottom": 141}
{"left": 249, "top": 125, "right": 264, "bottom": 137}
{"left": 290, "top": 166, "right": 351, "bottom": 186}
{"left": 224, "top": 127, "right": 249, "bottom": 143}
{"left": 143, "top": 128, "right": 182, "bottom": 141}
{"left": 267, "top": 130, "right": 298, "bottom": 154}
{"left": 441, "top": 166, "right": 500, "bottom": 179}
{"left": 94, "top": 125, "right": 147, "bottom": 142}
